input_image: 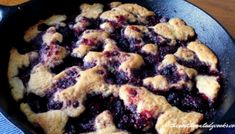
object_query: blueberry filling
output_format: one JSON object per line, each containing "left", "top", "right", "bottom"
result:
{"left": 22, "top": 93, "right": 49, "bottom": 113}
{"left": 50, "top": 68, "right": 80, "bottom": 94}
{"left": 115, "top": 31, "right": 131, "bottom": 52}
{"left": 141, "top": 52, "right": 158, "bottom": 65}
{"left": 47, "top": 100, "right": 63, "bottom": 110}
{"left": 127, "top": 38, "right": 143, "bottom": 52}
{"left": 30, "top": 32, "right": 45, "bottom": 49}
{"left": 83, "top": 62, "right": 96, "bottom": 69}
{"left": 54, "top": 77, "right": 77, "bottom": 89}
{"left": 64, "top": 94, "right": 156, "bottom": 134}
{"left": 176, "top": 57, "right": 213, "bottom": 75}
{"left": 116, "top": 36, "right": 130, "bottom": 52}
{"left": 105, "top": 69, "right": 129, "bottom": 85}
{"left": 89, "top": 41, "right": 104, "bottom": 52}
{"left": 18, "top": 58, "right": 40, "bottom": 87}
{"left": 145, "top": 15, "right": 160, "bottom": 26}
{"left": 86, "top": 19, "right": 101, "bottom": 30}
{"left": 148, "top": 30, "right": 170, "bottom": 45}
{"left": 159, "top": 65, "right": 182, "bottom": 83}
{"left": 51, "top": 56, "right": 83, "bottom": 74}
{"left": 64, "top": 94, "right": 108, "bottom": 133}
{"left": 18, "top": 67, "right": 32, "bottom": 87}
{"left": 158, "top": 45, "right": 179, "bottom": 60}
{"left": 16, "top": 39, "right": 39, "bottom": 54}
{"left": 56, "top": 26, "right": 77, "bottom": 46}
{"left": 38, "top": 23, "right": 50, "bottom": 31}
{"left": 166, "top": 89, "right": 216, "bottom": 120}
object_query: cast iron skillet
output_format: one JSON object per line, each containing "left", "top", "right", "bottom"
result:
{"left": 0, "top": 0, "right": 235, "bottom": 133}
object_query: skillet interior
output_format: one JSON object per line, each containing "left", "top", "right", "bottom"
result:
{"left": 0, "top": 0, "right": 235, "bottom": 133}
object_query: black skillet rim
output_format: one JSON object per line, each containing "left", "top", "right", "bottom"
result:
{"left": 0, "top": 0, "right": 235, "bottom": 133}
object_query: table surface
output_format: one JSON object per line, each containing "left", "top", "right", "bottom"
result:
{"left": 188, "top": 0, "right": 235, "bottom": 38}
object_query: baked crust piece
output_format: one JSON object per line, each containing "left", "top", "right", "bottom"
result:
{"left": 24, "top": 15, "right": 66, "bottom": 42}
{"left": 159, "top": 55, "right": 198, "bottom": 79}
{"left": 143, "top": 75, "right": 169, "bottom": 91}
{"left": 119, "top": 85, "right": 203, "bottom": 133}
{"left": 156, "top": 107, "right": 203, "bottom": 134}
{"left": 109, "top": 2, "right": 122, "bottom": 9}
{"left": 8, "top": 2, "right": 221, "bottom": 134}
{"left": 74, "top": 3, "right": 104, "bottom": 33}
{"left": 8, "top": 48, "right": 38, "bottom": 79}
{"left": 141, "top": 43, "right": 158, "bottom": 55}
{"left": 152, "top": 18, "right": 195, "bottom": 45}
{"left": 157, "top": 54, "right": 198, "bottom": 90}
{"left": 87, "top": 110, "right": 128, "bottom": 134}
{"left": 42, "top": 27, "right": 63, "bottom": 45}
{"left": 195, "top": 75, "right": 220, "bottom": 102}
{"left": 8, "top": 48, "right": 38, "bottom": 101}
{"left": 27, "top": 64, "right": 54, "bottom": 96}
{"left": 52, "top": 66, "right": 119, "bottom": 117}
{"left": 174, "top": 47, "right": 195, "bottom": 61}
{"left": 100, "top": 3, "right": 154, "bottom": 24}
{"left": 72, "top": 30, "right": 110, "bottom": 58}
{"left": 20, "top": 103, "right": 68, "bottom": 134}
{"left": 187, "top": 41, "right": 218, "bottom": 71}
{"left": 119, "top": 85, "right": 172, "bottom": 118}
{"left": 84, "top": 50, "right": 144, "bottom": 76}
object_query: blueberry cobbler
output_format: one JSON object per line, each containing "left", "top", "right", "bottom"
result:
{"left": 8, "top": 2, "right": 221, "bottom": 134}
